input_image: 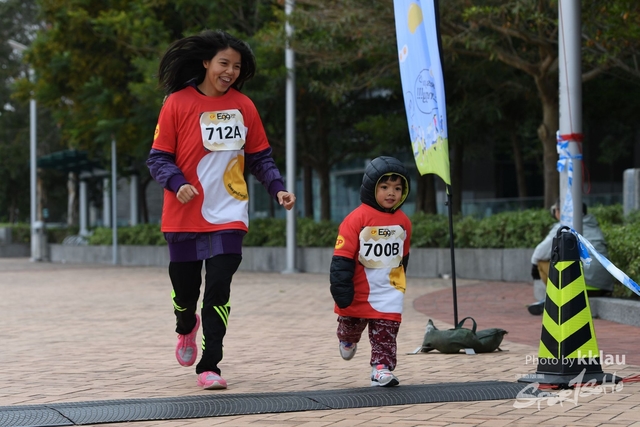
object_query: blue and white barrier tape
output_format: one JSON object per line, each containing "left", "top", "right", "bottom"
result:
{"left": 569, "top": 228, "right": 640, "bottom": 297}
{"left": 557, "top": 132, "right": 583, "bottom": 230}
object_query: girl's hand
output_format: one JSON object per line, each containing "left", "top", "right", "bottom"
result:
{"left": 277, "top": 191, "right": 296, "bottom": 211}
{"left": 177, "top": 184, "right": 199, "bottom": 204}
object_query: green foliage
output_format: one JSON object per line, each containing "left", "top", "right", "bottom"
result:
{"left": 47, "top": 225, "right": 79, "bottom": 243}
{"left": 87, "top": 224, "right": 165, "bottom": 246}
{"left": 449, "top": 215, "right": 477, "bottom": 248}
{"left": 244, "top": 217, "right": 287, "bottom": 247}
{"left": 0, "top": 223, "right": 76, "bottom": 243}
{"left": 86, "top": 227, "right": 112, "bottom": 245}
{"left": 2, "top": 223, "right": 30, "bottom": 243}
{"left": 624, "top": 209, "right": 640, "bottom": 225}
{"left": 600, "top": 222, "right": 640, "bottom": 299}
{"left": 120, "top": 224, "right": 166, "bottom": 246}
{"left": 7, "top": 205, "right": 629, "bottom": 251}
{"left": 589, "top": 204, "right": 624, "bottom": 226}
{"left": 457, "top": 209, "right": 555, "bottom": 249}
{"left": 410, "top": 212, "right": 450, "bottom": 248}
{"left": 296, "top": 217, "right": 339, "bottom": 247}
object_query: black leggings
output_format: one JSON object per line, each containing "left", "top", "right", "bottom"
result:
{"left": 169, "top": 254, "right": 242, "bottom": 374}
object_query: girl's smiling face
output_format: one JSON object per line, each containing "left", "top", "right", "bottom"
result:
{"left": 199, "top": 47, "right": 241, "bottom": 97}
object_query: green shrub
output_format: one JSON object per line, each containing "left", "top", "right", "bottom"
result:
{"left": 296, "top": 217, "right": 339, "bottom": 247}
{"left": 243, "top": 217, "right": 339, "bottom": 247}
{"left": 469, "top": 209, "right": 555, "bottom": 249}
{"left": 244, "top": 217, "right": 286, "bottom": 246}
{"left": 410, "top": 212, "right": 450, "bottom": 247}
{"left": 623, "top": 208, "right": 640, "bottom": 225}
{"left": 600, "top": 222, "right": 640, "bottom": 299}
{"left": 410, "top": 209, "right": 554, "bottom": 249}
{"left": 87, "top": 227, "right": 112, "bottom": 245}
{"left": 86, "top": 224, "right": 165, "bottom": 246}
{"left": 590, "top": 204, "right": 624, "bottom": 226}
{"left": 120, "top": 224, "right": 166, "bottom": 245}
{"left": 4, "top": 223, "right": 30, "bottom": 243}
{"left": 0, "top": 223, "right": 76, "bottom": 244}
{"left": 47, "top": 226, "right": 79, "bottom": 244}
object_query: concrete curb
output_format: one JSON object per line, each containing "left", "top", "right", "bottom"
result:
{"left": 0, "top": 244, "right": 30, "bottom": 258}
{"left": 591, "top": 297, "right": 640, "bottom": 326}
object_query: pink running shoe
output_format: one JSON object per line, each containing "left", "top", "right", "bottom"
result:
{"left": 197, "top": 371, "right": 228, "bottom": 390}
{"left": 175, "top": 314, "right": 200, "bottom": 367}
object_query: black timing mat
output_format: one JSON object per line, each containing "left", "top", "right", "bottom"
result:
{"left": 0, "top": 381, "right": 543, "bottom": 426}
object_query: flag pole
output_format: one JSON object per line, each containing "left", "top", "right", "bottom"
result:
{"left": 445, "top": 185, "right": 459, "bottom": 325}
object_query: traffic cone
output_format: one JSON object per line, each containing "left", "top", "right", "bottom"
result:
{"left": 518, "top": 226, "right": 621, "bottom": 387}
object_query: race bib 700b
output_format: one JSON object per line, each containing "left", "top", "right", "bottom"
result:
{"left": 358, "top": 225, "right": 405, "bottom": 269}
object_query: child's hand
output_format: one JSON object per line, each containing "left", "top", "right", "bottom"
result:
{"left": 277, "top": 191, "right": 296, "bottom": 211}
{"left": 177, "top": 184, "right": 199, "bottom": 204}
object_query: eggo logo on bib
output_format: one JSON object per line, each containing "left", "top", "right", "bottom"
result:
{"left": 377, "top": 228, "right": 396, "bottom": 237}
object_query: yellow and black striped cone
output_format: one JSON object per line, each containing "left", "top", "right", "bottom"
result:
{"left": 519, "top": 226, "right": 621, "bottom": 387}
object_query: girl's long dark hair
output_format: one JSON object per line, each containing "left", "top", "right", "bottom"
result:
{"left": 158, "top": 29, "right": 256, "bottom": 94}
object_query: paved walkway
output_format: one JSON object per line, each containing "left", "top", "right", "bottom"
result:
{"left": 1, "top": 258, "right": 639, "bottom": 426}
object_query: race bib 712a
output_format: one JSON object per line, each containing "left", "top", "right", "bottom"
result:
{"left": 200, "top": 109, "right": 247, "bottom": 151}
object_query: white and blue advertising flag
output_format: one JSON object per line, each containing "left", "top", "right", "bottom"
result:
{"left": 394, "top": 0, "right": 450, "bottom": 185}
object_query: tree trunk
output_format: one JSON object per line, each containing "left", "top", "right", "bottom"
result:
{"left": 424, "top": 174, "right": 437, "bottom": 214}
{"left": 303, "top": 164, "right": 314, "bottom": 218}
{"left": 415, "top": 175, "right": 426, "bottom": 213}
{"left": 140, "top": 175, "right": 151, "bottom": 224}
{"left": 268, "top": 194, "right": 275, "bottom": 218}
{"left": 450, "top": 141, "right": 464, "bottom": 215}
{"left": 510, "top": 130, "right": 528, "bottom": 199}
{"left": 318, "top": 167, "right": 331, "bottom": 221}
{"left": 535, "top": 75, "right": 560, "bottom": 208}
{"left": 66, "top": 171, "right": 77, "bottom": 226}
{"left": 9, "top": 199, "right": 16, "bottom": 223}
{"left": 415, "top": 174, "right": 436, "bottom": 214}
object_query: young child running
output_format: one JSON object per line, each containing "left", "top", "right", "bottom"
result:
{"left": 330, "top": 156, "right": 412, "bottom": 387}
{"left": 147, "top": 29, "right": 295, "bottom": 390}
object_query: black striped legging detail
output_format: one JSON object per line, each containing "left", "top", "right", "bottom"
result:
{"left": 169, "top": 254, "right": 242, "bottom": 375}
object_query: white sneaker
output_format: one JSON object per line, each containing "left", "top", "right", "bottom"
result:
{"left": 339, "top": 341, "right": 357, "bottom": 360}
{"left": 370, "top": 364, "right": 399, "bottom": 387}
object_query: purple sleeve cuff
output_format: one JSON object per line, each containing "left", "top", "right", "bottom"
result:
{"left": 146, "top": 148, "right": 188, "bottom": 192}
{"left": 268, "top": 180, "right": 287, "bottom": 200}
{"left": 246, "top": 147, "right": 286, "bottom": 201}
{"left": 167, "top": 175, "right": 189, "bottom": 193}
